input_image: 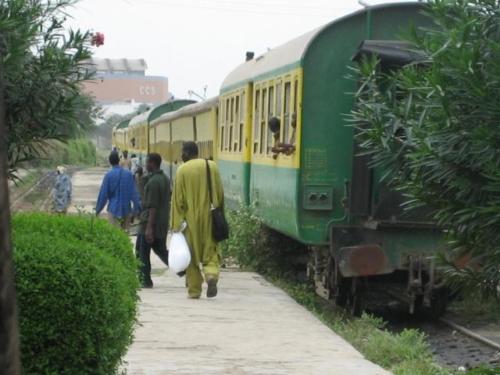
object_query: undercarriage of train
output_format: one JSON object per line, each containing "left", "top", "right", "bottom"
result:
{"left": 306, "top": 237, "right": 448, "bottom": 318}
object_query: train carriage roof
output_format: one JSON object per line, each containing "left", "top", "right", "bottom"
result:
{"left": 128, "top": 99, "right": 196, "bottom": 128}
{"left": 151, "top": 96, "right": 219, "bottom": 126}
{"left": 116, "top": 119, "right": 130, "bottom": 130}
{"left": 221, "top": 2, "right": 421, "bottom": 92}
{"left": 221, "top": 28, "right": 319, "bottom": 91}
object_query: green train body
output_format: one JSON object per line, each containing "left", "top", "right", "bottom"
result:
{"left": 114, "top": 3, "right": 447, "bottom": 315}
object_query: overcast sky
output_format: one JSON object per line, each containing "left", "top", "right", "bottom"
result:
{"left": 67, "top": 0, "right": 414, "bottom": 99}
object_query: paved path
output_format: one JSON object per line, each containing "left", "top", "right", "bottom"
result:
{"left": 70, "top": 168, "right": 389, "bottom": 375}
{"left": 68, "top": 167, "right": 107, "bottom": 214}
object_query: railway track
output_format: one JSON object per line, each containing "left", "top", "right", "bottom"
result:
{"left": 10, "top": 170, "right": 56, "bottom": 212}
{"left": 426, "top": 318, "right": 500, "bottom": 370}
{"left": 371, "top": 303, "right": 500, "bottom": 371}
{"left": 11, "top": 167, "right": 79, "bottom": 212}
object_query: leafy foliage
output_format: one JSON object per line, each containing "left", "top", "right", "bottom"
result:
{"left": 31, "top": 138, "right": 97, "bottom": 167}
{"left": 12, "top": 213, "right": 139, "bottom": 374}
{"left": 277, "top": 280, "right": 449, "bottom": 375}
{"left": 13, "top": 213, "right": 139, "bottom": 279}
{"left": 466, "top": 366, "right": 500, "bottom": 375}
{"left": 350, "top": 0, "right": 500, "bottom": 297}
{"left": 220, "top": 206, "right": 307, "bottom": 278}
{"left": 0, "top": 0, "right": 97, "bottom": 179}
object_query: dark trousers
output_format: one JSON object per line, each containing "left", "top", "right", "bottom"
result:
{"left": 136, "top": 234, "right": 169, "bottom": 285}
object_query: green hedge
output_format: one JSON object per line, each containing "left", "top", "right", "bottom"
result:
{"left": 13, "top": 213, "right": 137, "bottom": 275}
{"left": 12, "top": 213, "right": 139, "bottom": 374}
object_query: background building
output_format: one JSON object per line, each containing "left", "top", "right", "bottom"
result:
{"left": 83, "top": 58, "right": 170, "bottom": 105}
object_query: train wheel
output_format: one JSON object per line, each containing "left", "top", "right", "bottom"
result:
{"left": 350, "top": 293, "right": 365, "bottom": 317}
{"left": 335, "top": 278, "right": 349, "bottom": 307}
{"left": 430, "top": 287, "right": 448, "bottom": 320}
{"left": 344, "top": 277, "right": 365, "bottom": 316}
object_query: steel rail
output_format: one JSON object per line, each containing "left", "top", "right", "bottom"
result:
{"left": 440, "top": 317, "right": 500, "bottom": 351}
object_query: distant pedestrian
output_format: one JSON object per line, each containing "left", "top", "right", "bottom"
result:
{"left": 96, "top": 151, "right": 141, "bottom": 230}
{"left": 120, "top": 150, "right": 132, "bottom": 170}
{"left": 134, "top": 165, "right": 146, "bottom": 201}
{"left": 134, "top": 165, "right": 148, "bottom": 258}
{"left": 52, "top": 166, "right": 72, "bottom": 214}
{"left": 131, "top": 153, "right": 139, "bottom": 174}
{"left": 137, "top": 153, "right": 170, "bottom": 288}
{"left": 171, "top": 141, "right": 225, "bottom": 299}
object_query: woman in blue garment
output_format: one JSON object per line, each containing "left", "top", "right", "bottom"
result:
{"left": 52, "top": 166, "right": 72, "bottom": 214}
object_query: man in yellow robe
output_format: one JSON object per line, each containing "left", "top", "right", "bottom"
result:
{"left": 170, "top": 142, "right": 224, "bottom": 298}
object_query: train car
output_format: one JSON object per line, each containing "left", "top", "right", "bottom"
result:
{"left": 219, "top": 2, "right": 446, "bottom": 315}
{"left": 149, "top": 97, "right": 218, "bottom": 179}
{"left": 218, "top": 84, "right": 252, "bottom": 207}
{"left": 127, "top": 99, "right": 196, "bottom": 165}
{"left": 112, "top": 118, "right": 131, "bottom": 151}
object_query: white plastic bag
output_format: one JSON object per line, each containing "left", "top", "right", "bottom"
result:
{"left": 168, "top": 223, "right": 191, "bottom": 273}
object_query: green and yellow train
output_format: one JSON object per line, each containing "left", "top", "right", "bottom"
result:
{"left": 112, "top": 2, "right": 446, "bottom": 316}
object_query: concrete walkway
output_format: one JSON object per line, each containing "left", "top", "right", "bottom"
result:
{"left": 68, "top": 167, "right": 108, "bottom": 214}
{"left": 70, "top": 168, "right": 389, "bottom": 375}
{"left": 125, "top": 263, "right": 389, "bottom": 375}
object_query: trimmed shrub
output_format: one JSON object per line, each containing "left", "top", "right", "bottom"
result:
{"left": 12, "top": 213, "right": 139, "bottom": 374}
{"left": 13, "top": 213, "right": 137, "bottom": 275}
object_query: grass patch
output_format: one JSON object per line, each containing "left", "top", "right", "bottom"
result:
{"left": 448, "top": 293, "right": 500, "bottom": 324}
{"left": 222, "top": 207, "right": 499, "bottom": 375}
{"left": 273, "top": 280, "right": 448, "bottom": 375}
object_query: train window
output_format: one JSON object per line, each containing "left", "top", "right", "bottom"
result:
{"left": 239, "top": 91, "right": 245, "bottom": 152}
{"left": 220, "top": 126, "right": 225, "bottom": 151}
{"left": 267, "top": 86, "right": 274, "bottom": 154}
{"left": 220, "top": 99, "right": 224, "bottom": 126}
{"left": 276, "top": 82, "right": 282, "bottom": 124}
{"left": 240, "top": 92, "right": 245, "bottom": 123}
{"left": 260, "top": 88, "right": 267, "bottom": 154}
{"left": 229, "top": 127, "right": 233, "bottom": 152}
{"left": 225, "top": 98, "right": 230, "bottom": 151}
{"left": 293, "top": 79, "right": 298, "bottom": 114}
{"left": 230, "top": 97, "right": 234, "bottom": 123}
{"left": 254, "top": 89, "right": 260, "bottom": 154}
{"left": 290, "top": 79, "right": 299, "bottom": 144}
{"left": 283, "top": 82, "right": 291, "bottom": 143}
{"left": 234, "top": 96, "right": 240, "bottom": 152}
{"left": 229, "top": 97, "right": 234, "bottom": 151}
{"left": 193, "top": 117, "right": 197, "bottom": 142}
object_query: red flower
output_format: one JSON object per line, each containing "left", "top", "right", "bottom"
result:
{"left": 91, "top": 32, "right": 105, "bottom": 47}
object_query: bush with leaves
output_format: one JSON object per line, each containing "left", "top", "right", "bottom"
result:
{"left": 13, "top": 213, "right": 138, "bottom": 283}
{"left": 29, "top": 139, "right": 97, "bottom": 168}
{"left": 0, "top": 0, "right": 97, "bottom": 180}
{"left": 220, "top": 207, "right": 307, "bottom": 278}
{"left": 12, "top": 214, "right": 139, "bottom": 374}
{"left": 350, "top": 0, "right": 500, "bottom": 297}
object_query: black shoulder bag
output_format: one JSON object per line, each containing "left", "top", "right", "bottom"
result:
{"left": 205, "top": 160, "right": 229, "bottom": 242}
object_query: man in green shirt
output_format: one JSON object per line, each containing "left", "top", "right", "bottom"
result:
{"left": 138, "top": 153, "right": 170, "bottom": 288}
{"left": 171, "top": 142, "right": 224, "bottom": 299}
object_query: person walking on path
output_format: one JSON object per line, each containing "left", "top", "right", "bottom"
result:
{"left": 171, "top": 141, "right": 224, "bottom": 299}
{"left": 120, "top": 150, "right": 132, "bottom": 170}
{"left": 52, "top": 166, "right": 72, "bottom": 214}
{"left": 96, "top": 151, "right": 141, "bottom": 230}
{"left": 137, "top": 153, "right": 170, "bottom": 288}
{"left": 131, "top": 153, "right": 139, "bottom": 174}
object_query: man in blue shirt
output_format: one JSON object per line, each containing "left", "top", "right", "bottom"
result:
{"left": 96, "top": 152, "right": 141, "bottom": 230}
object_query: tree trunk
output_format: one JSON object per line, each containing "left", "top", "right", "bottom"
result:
{"left": 0, "top": 72, "right": 21, "bottom": 373}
